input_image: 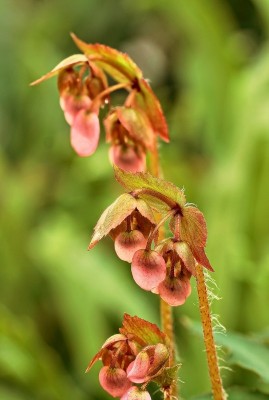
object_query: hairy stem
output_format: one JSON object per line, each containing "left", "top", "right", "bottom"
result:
{"left": 195, "top": 264, "right": 226, "bottom": 400}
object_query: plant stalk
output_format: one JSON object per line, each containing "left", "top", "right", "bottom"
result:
{"left": 149, "top": 140, "right": 179, "bottom": 400}
{"left": 195, "top": 264, "right": 226, "bottom": 400}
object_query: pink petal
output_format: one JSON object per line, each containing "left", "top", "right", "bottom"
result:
{"left": 71, "top": 110, "right": 100, "bottom": 157}
{"left": 99, "top": 366, "right": 131, "bottom": 398}
{"left": 131, "top": 250, "right": 166, "bottom": 291}
{"left": 127, "top": 352, "right": 150, "bottom": 383}
{"left": 157, "top": 276, "right": 191, "bottom": 307}
{"left": 60, "top": 93, "right": 92, "bottom": 125}
{"left": 109, "top": 144, "right": 146, "bottom": 173}
{"left": 114, "top": 230, "right": 147, "bottom": 263}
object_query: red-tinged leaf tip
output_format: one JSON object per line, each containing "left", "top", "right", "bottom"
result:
{"left": 30, "top": 54, "right": 88, "bottom": 86}
{"left": 85, "top": 348, "right": 104, "bottom": 373}
{"left": 134, "top": 79, "right": 169, "bottom": 142}
{"left": 120, "top": 314, "right": 167, "bottom": 346}
{"left": 71, "top": 33, "right": 143, "bottom": 83}
{"left": 71, "top": 110, "right": 100, "bottom": 157}
{"left": 193, "top": 249, "right": 214, "bottom": 272}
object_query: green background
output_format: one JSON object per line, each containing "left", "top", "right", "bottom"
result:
{"left": 1, "top": 0, "right": 269, "bottom": 398}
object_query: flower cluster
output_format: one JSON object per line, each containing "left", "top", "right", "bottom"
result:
{"left": 89, "top": 167, "right": 213, "bottom": 306}
{"left": 32, "top": 37, "right": 216, "bottom": 399}
{"left": 86, "top": 314, "right": 176, "bottom": 399}
{"left": 31, "top": 34, "right": 169, "bottom": 172}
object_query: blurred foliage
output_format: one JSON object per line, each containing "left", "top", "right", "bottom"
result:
{"left": 1, "top": 0, "right": 269, "bottom": 398}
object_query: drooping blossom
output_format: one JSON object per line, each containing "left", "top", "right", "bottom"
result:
{"left": 152, "top": 239, "right": 194, "bottom": 306}
{"left": 131, "top": 250, "right": 166, "bottom": 291}
{"left": 86, "top": 314, "right": 171, "bottom": 399}
{"left": 99, "top": 366, "right": 131, "bottom": 398}
{"left": 88, "top": 193, "right": 156, "bottom": 264}
{"left": 70, "top": 109, "right": 100, "bottom": 157}
{"left": 104, "top": 107, "right": 155, "bottom": 173}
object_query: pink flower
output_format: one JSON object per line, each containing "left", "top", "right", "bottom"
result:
{"left": 131, "top": 250, "right": 166, "bottom": 291}
{"left": 156, "top": 271, "right": 192, "bottom": 306}
{"left": 99, "top": 366, "right": 131, "bottom": 398}
{"left": 109, "top": 144, "right": 146, "bottom": 173}
{"left": 114, "top": 230, "right": 147, "bottom": 263}
{"left": 127, "top": 344, "right": 169, "bottom": 383}
{"left": 70, "top": 109, "right": 100, "bottom": 157}
{"left": 59, "top": 93, "right": 92, "bottom": 125}
{"left": 152, "top": 239, "right": 194, "bottom": 306}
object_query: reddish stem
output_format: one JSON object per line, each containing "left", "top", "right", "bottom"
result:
{"left": 195, "top": 264, "right": 227, "bottom": 400}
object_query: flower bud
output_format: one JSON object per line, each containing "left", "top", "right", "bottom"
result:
{"left": 121, "top": 386, "right": 151, "bottom": 400}
{"left": 127, "top": 351, "right": 150, "bottom": 383}
{"left": 60, "top": 93, "right": 92, "bottom": 125}
{"left": 127, "top": 343, "right": 169, "bottom": 383}
{"left": 156, "top": 275, "right": 191, "bottom": 306}
{"left": 71, "top": 109, "right": 100, "bottom": 157}
{"left": 109, "top": 144, "right": 146, "bottom": 173}
{"left": 99, "top": 366, "right": 131, "bottom": 398}
{"left": 114, "top": 230, "right": 147, "bottom": 262}
{"left": 131, "top": 250, "right": 166, "bottom": 291}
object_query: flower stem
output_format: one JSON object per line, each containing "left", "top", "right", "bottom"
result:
{"left": 149, "top": 141, "right": 179, "bottom": 400}
{"left": 195, "top": 264, "right": 226, "bottom": 400}
{"left": 91, "top": 82, "right": 130, "bottom": 112}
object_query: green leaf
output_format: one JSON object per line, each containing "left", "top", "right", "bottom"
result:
{"left": 134, "top": 79, "right": 169, "bottom": 142}
{"left": 120, "top": 314, "right": 167, "bottom": 346}
{"left": 185, "top": 319, "right": 269, "bottom": 384}
{"left": 89, "top": 193, "right": 137, "bottom": 249}
{"left": 154, "top": 364, "right": 181, "bottom": 387}
{"left": 114, "top": 167, "right": 186, "bottom": 214}
{"left": 71, "top": 33, "right": 143, "bottom": 83}
{"left": 30, "top": 54, "right": 88, "bottom": 85}
{"left": 191, "top": 387, "right": 269, "bottom": 400}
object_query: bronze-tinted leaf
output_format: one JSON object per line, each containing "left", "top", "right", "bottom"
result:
{"left": 71, "top": 33, "right": 143, "bottom": 83}
{"left": 120, "top": 314, "right": 167, "bottom": 346}
{"left": 180, "top": 206, "right": 213, "bottom": 271}
{"left": 30, "top": 54, "right": 88, "bottom": 86}
{"left": 173, "top": 241, "right": 196, "bottom": 276}
{"left": 135, "top": 199, "right": 156, "bottom": 225}
{"left": 89, "top": 193, "right": 137, "bottom": 249}
{"left": 181, "top": 206, "right": 207, "bottom": 249}
{"left": 134, "top": 79, "right": 169, "bottom": 142}
{"left": 193, "top": 247, "right": 213, "bottom": 271}
{"left": 116, "top": 107, "right": 155, "bottom": 150}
